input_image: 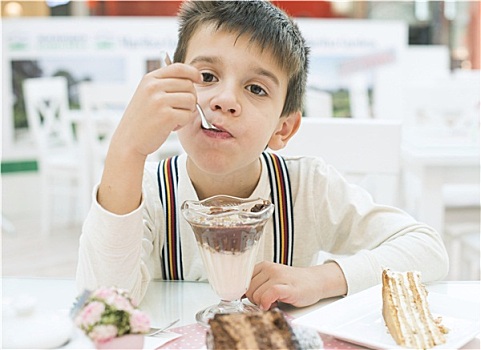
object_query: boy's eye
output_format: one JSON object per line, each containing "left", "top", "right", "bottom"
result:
{"left": 201, "top": 72, "right": 217, "bottom": 83}
{"left": 246, "top": 84, "right": 267, "bottom": 96}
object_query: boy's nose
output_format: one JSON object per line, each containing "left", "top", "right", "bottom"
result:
{"left": 210, "top": 85, "right": 241, "bottom": 116}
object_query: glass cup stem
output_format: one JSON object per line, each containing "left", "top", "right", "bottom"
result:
{"left": 195, "top": 299, "right": 262, "bottom": 327}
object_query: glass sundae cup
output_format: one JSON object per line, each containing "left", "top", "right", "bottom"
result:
{"left": 181, "top": 195, "right": 274, "bottom": 327}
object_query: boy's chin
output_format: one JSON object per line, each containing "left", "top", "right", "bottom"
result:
{"left": 189, "top": 153, "right": 260, "bottom": 176}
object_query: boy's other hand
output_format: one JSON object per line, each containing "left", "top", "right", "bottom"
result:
{"left": 245, "top": 261, "right": 347, "bottom": 310}
{"left": 114, "top": 63, "right": 203, "bottom": 158}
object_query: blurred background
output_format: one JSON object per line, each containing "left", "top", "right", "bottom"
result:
{"left": 1, "top": 1, "right": 479, "bottom": 281}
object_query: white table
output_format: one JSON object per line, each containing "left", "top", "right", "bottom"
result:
{"left": 2, "top": 277, "right": 479, "bottom": 349}
{"left": 401, "top": 141, "right": 480, "bottom": 234}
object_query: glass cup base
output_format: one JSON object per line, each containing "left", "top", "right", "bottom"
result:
{"left": 196, "top": 299, "right": 261, "bottom": 327}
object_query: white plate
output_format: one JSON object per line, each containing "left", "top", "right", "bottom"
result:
{"left": 293, "top": 284, "right": 480, "bottom": 350}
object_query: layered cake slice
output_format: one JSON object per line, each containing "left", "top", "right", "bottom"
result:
{"left": 206, "top": 309, "right": 322, "bottom": 350}
{"left": 382, "top": 269, "right": 448, "bottom": 349}
{"left": 207, "top": 309, "right": 300, "bottom": 349}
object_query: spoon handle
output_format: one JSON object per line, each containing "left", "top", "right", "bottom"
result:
{"left": 160, "top": 51, "right": 172, "bottom": 67}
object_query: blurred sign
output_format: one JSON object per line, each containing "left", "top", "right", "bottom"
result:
{"left": 2, "top": 17, "right": 407, "bottom": 161}
{"left": 297, "top": 19, "right": 407, "bottom": 119}
{"left": 2, "top": 17, "right": 178, "bottom": 161}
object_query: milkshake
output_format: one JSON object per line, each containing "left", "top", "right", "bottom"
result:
{"left": 190, "top": 224, "right": 263, "bottom": 301}
{"left": 182, "top": 195, "right": 274, "bottom": 327}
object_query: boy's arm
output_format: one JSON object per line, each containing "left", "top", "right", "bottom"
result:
{"left": 97, "top": 63, "right": 202, "bottom": 214}
{"left": 97, "top": 133, "right": 147, "bottom": 215}
{"left": 246, "top": 157, "right": 448, "bottom": 310}
{"left": 76, "top": 165, "right": 162, "bottom": 303}
{"left": 77, "top": 64, "right": 202, "bottom": 300}
{"left": 76, "top": 190, "right": 148, "bottom": 301}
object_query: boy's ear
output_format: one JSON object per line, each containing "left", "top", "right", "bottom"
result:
{"left": 267, "top": 111, "right": 302, "bottom": 151}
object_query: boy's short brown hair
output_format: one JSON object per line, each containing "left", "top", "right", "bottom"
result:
{"left": 174, "top": 0, "right": 310, "bottom": 117}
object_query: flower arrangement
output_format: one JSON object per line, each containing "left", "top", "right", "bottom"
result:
{"left": 73, "top": 286, "right": 151, "bottom": 344}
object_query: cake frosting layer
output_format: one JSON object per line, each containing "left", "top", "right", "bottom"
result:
{"left": 382, "top": 269, "right": 447, "bottom": 349}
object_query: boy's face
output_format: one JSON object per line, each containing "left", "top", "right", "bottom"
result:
{"left": 177, "top": 25, "right": 298, "bottom": 176}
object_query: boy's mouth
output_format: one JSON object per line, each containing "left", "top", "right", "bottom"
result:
{"left": 202, "top": 125, "right": 232, "bottom": 138}
{"left": 202, "top": 123, "right": 223, "bottom": 132}
{"left": 201, "top": 125, "right": 222, "bottom": 132}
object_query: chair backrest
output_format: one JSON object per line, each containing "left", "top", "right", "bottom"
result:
{"left": 23, "top": 76, "right": 74, "bottom": 153}
{"left": 275, "top": 118, "right": 402, "bottom": 206}
{"left": 77, "top": 81, "right": 134, "bottom": 184}
{"left": 304, "top": 88, "right": 333, "bottom": 118}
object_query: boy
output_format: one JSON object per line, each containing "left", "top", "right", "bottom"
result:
{"left": 77, "top": 0, "right": 448, "bottom": 310}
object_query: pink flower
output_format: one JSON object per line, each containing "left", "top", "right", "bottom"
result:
{"left": 74, "top": 286, "right": 151, "bottom": 342}
{"left": 130, "top": 296, "right": 139, "bottom": 308}
{"left": 92, "top": 286, "right": 117, "bottom": 300}
{"left": 111, "top": 294, "right": 134, "bottom": 312}
{"left": 129, "top": 309, "right": 151, "bottom": 333}
{"left": 75, "top": 301, "right": 105, "bottom": 328}
{"left": 89, "top": 324, "right": 118, "bottom": 343}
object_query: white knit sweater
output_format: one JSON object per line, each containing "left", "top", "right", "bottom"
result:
{"left": 76, "top": 154, "right": 449, "bottom": 302}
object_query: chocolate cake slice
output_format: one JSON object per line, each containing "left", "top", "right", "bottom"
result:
{"left": 206, "top": 309, "right": 301, "bottom": 350}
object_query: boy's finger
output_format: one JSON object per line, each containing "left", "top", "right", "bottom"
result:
{"left": 259, "top": 284, "right": 291, "bottom": 311}
{"left": 150, "top": 62, "right": 203, "bottom": 83}
{"left": 158, "top": 78, "right": 198, "bottom": 95}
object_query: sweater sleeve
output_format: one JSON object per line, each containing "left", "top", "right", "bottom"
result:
{"left": 76, "top": 164, "right": 161, "bottom": 303}
{"left": 307, "top": 158, "right": 449, "bottom": 295}
{"left": 75, "top": 185, "right": 148, "bottom": 302}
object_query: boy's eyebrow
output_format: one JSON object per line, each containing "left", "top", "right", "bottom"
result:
{"left": 189, "top": 55, "right": 280, "bottom": 87}
{"left": 252, "top": 67, "right": 280, "bottom": 87}
{"left": 189, "top": 55, "right": 219, "bottom": 66}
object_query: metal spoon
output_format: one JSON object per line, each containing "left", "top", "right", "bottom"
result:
{"left": 147, "top": 318, "right": 180, "bottom": 337}
{"left": 160, "top": 52, "right": 220, "bottom": 131}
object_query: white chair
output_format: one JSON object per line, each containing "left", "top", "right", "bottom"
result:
{"left": 399, "top": 71, "right": 480, "bottom": 276}
{"left": 444, "top": 223, "right": 480, "bottom": 280}
{"left": 276, "top": 117, "right": 402, "bottom": 207}
{"left": 77, "top": 82, "right": 183, "bottom": 189}
{"left": 304, "top": 88, "right": 333, "bottom": 118}
{"left": 23, "top": 76, "right": 90, "bottom": 236}
{"left": 77, "top": 82, "right": 133, "bottom": 188}
{"left": 275, "top": 117, "right": 402, "bottom": 264}
{"left": 460, "top": 232, "right": 480, "bottom": 280}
